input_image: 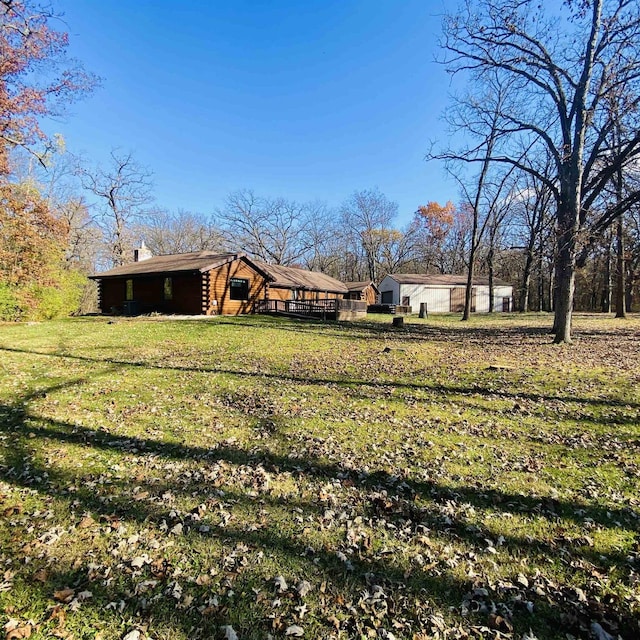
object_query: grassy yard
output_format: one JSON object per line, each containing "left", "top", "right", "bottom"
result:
{"left": 0, "top": 313, "right": 638, "bottom": 640}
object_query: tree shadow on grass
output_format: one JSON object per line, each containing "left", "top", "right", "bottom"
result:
{"left": 1, "top": 378, "right": 639, "bottom": 639}
{"left": 210, "top": 315, "right": 558, "bottom": 344}
{"left": 2, "top": 346, "right": 638, "bottom": 415}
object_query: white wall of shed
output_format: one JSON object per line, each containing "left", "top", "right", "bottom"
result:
{"left": 398, "top": 284, "right": 452, "bottom": 312}
{"left": 493, "top": 286, "right": 513, "bottom": 312}
{"left": 394, "top": 283, "right": 514, "bottom": 313}
{"left": 467, "top": 285, "right": 514, "bottom": 312}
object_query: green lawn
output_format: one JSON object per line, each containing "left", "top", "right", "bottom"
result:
{"left": 0, "top": 313, "right": 638, "bottom": 639}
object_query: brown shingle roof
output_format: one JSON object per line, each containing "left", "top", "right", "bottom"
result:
{"left": 387, "top": 274, "right": 511, "bottom": 287}
{"left": 90, "top": 252, "right": 272, "bottom": 280}
{"left": 253, "top": 261, "right": 348, "bottom": 293}
{"left": 344, "top": 281, "right": 379, "bottom": 293}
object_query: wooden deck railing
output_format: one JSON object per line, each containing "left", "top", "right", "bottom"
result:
{"left": 254, "top": 298, "right": 367, "bottom": 319}
{"left": 254, "top": 298, "right": 337, "bottom": 317}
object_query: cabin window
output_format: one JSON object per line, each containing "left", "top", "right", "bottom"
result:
{"left": 230, "top": 277, "right": 249, "bottom": 300}
{"left": 291, "top": 289, "right": 298, "bottom": 301}
{"left": 164, "top": 277, "right": 173, "bottom": 301}
{"left": 125, "top": 279, "right": 133, "bottom": 301}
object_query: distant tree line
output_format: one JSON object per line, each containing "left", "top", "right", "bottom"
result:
{"left": 1, "top": 0, "right": 639, "bottom": 342}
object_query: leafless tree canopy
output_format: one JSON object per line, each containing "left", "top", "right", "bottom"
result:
{"left": 139, "top": 209, "right": 225, "bottom": 256}
{"left": 216, "top": 189, "right": 320, "bottom": 266}
{"left": 77, "top": 150, "right": 153, "bottom": 267}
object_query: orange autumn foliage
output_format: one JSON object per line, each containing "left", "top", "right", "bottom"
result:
{"left": 0, "top": 0, "right": 94, "bottom": 174}
{"left": 0, "top": 181, "right": 68, "bottom": 287}
{"left": 415, "top": 201, "right": 455, "bottom": 242}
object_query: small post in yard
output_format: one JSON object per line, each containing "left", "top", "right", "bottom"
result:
{"left": 392, "top": 316, "right": 404, "bottom": 328}
{"left": 419, "top": 302, "right": 428, "bottom": 318}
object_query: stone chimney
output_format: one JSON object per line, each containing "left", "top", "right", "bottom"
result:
{"left": 134, "top": 241, "right": 153, "bottom": 262}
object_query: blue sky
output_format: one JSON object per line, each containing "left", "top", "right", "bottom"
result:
{"left": 52, "top": 0, "right": 458, "bottom": 225}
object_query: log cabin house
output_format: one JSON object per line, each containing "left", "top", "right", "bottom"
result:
{"left": 90, "top": 252, "right": 270, "bottom": 315}
{"left": 343, "top": 281, "right": 379, "bottom": 306}
{"left": 90, "top": 250, "right": 355, "bottom": 317}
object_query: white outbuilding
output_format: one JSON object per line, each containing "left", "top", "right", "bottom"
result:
{"left": 377, "top": 274, "right": 514, "bottom": 313}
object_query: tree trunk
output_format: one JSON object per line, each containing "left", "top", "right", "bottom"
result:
{"left": 602, "top": 231, "right": 612, "bottom": 312}
{"left": 615, "top": 212, "right": 626, "bottom": 318}
{"left": 520, "top": 239, "right": 536, "bottom": 312}
{"left": 520, "top": 264, "right": 531, "bottom": 312}
{"left": 553, "top": 213, "right": 578, "bottom": 343}
{"left": 625, "top": 272, "right": 633, "bottom": 312}
{"left": 488, "top": 246, "right": 495, "bottom": 312}
{"left": 463, "top": 254, "right": 475, "bottom": 320}
{"left": 537, "top": 230, "right": 547, "bottom": 311}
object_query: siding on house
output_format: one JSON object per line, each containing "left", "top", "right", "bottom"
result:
{"left": 99, "top": 273, "right": 204, "bottom": 315}
{"left": 206, "top": 259, "right": 267, "bottom": 315}
{"left": 91, "top": 251, "right": 351, "bottom": 316}
{"left": 378, "top": 274, "right": 513, "bottom": 313}
{"left": 92, "top": 252, "right": 271, "bottom": 316}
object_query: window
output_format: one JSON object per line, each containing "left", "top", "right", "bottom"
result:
{"left": 164, "top": 277, "right": 173, "bottom": 301}
{"left": 230, "top": 277, "right": 249, "bottom": 300}
{"left": 125, "top": 279, "right": 134, "bottom": 301}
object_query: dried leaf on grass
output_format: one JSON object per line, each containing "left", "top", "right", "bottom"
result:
{"left": 4, "top": 619, "right": 32, "bottom": 640}
{"left": 53, "top": 588, "right": 75, "bottom": 603}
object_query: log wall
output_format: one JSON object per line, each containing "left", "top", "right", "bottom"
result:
{"left": 206, "top": 260, "right": 267, "bottom": 315}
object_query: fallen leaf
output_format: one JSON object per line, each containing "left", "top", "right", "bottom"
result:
{"left": 285, "top": 625, "right": 304, "bottom": 637}
{"left": 130, "top": 555, "right": 149, "bottom": 569}
{"left": 53, "top": 588, "right": 75, "bottom": 603}
{"left": 32, "top": 569, "right": 48, "bottom": 583}
{"left": 296, "top": 580, "right": 312, "bottom": 598}
{"left": 220, "top": 625, "right": 238, "bottom": 640}
{"left": 6, "top": 625, "right": 32, "bottom": 640}
{"left": 274, "top": 575, "right": 288, "bottom": 592}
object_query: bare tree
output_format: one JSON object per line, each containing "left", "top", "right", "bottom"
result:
{"left": 216, "top": 190, "right": 317, "bottom": 265}
{"left": 483, "top": 175, "right": 519, "bottom": 312}
{"left": 376, "top": 225, "right": 418, "bottom": 279}
{"left": 340, "top": 189, "right": 399, "bottom": 282}
{"left": 511, "top": 155, "right": 556, "bottom": 312}
{"left": 139, "top": 209, "right": 224, "bottom": 255}
{"left": 76, "top": 150, "right": 153, "bottom": 267}
{"left": 440, "top": 0, "right": 640, "bottom": 342}
{"left": 626, "top": 203, "right": 640, "bottom": 308}
{"left": 436, "top": 77, "right": 520, "bottom": 319}
{"left": 300, "top": 202, "right": 345, "bottom": 275}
